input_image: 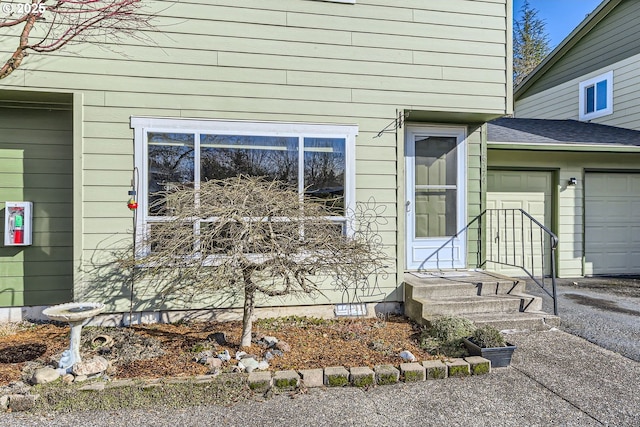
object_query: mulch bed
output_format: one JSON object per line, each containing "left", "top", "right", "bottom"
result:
{"left": 0, "top": 315, "right": 432, "bottom": 385}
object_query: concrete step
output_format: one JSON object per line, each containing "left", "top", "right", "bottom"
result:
{"left": 464, "top": 312, "right": 560, "bottom": 332}
{"left": 404, "top": 271, "right": 527, "bottom": 299}
{"left": 416, "top": 295, "right": 523, "bottom": 317}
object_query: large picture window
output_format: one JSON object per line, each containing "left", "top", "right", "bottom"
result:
{"left": 132, "top": 118, "right": 357, "bottom": 254}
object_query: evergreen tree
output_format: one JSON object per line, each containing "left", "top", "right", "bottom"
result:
{"left": 513, "top": 0, "right": 551, "bottom": 86}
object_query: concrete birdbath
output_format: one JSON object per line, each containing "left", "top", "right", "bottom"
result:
{"left": 42, "top": 302, "right": 105, "bottom": 372}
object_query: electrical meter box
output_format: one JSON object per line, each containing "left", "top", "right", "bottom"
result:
{"left": 4, "top": 202, "right": 33, "bottom": 246}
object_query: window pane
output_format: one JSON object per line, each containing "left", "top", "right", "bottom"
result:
{"left": 596, "top": 80, "right": 607, "bottom": 111}
{"left": 148, "top": 133, "right": 195, "bottom": 216}
{"left": 304, "top": 138, "right": 346, "bottom": 215}
{"left": 200, "top": 135, "right": 298, "bottom": 185}
{"left": 414, "top": 136, "right": 457, "bottom": 237}
{"left": 585, "top": 85, "right": 595, "bottom": 114}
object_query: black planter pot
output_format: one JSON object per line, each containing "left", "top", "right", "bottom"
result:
{"left": 463, "top": 338, "right": 516, "bottom": 368}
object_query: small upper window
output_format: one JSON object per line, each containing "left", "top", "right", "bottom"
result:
{"left": 579, "top": 71, "right": 613, "bottom": 121}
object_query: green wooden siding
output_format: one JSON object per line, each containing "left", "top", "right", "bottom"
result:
{"left": 488, "top": 148, "right": 640, "bottom": 277}
{"left": 0, "top": 107, "right": 73, "bottom": 307}
{"left": 1, "top": 0, "right": 510, "bottom": 311}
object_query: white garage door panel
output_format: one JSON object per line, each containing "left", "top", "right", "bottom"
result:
{"left": 487, "top": 170, "right": 553, "bottom": 277}
{"left": 585, "top": 173, "right": 640, "bottom": 275}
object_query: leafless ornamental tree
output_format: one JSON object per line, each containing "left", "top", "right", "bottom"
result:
{"left": 0, "top": 0, "right": 151, "bottom": 79}
{"left": 123, "top": 176, "right": 390, "bottom": 348}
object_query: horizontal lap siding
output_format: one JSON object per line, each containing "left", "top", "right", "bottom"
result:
{"left": 1, "top": 0, "right": 508, "bottom": 311}
{"left": 0, "top": 108, "right": 73, "bottom": 306}
{"left": 488, "top": 150, "right": 640, "bottom": 277}
{"left": 516, "top": 51, "right": 640, "bottom": 129}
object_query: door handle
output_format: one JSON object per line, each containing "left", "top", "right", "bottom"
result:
{"left": 405, "top": 200, "right": 411, "bottom": 212}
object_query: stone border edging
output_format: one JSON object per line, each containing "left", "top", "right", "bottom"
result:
{"left": 1, "top": 356, "right": 492, "bottom": 412}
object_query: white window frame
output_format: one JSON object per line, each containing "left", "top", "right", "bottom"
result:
{"left": 579, "top": 71, "right": 613, "bottom": 121}
{"left": 131, "top": 117, "right": 357, "bottom": 257}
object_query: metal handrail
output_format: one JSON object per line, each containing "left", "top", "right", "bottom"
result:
{"left": 418, "top": 209, "right": 558, "bottom": 315}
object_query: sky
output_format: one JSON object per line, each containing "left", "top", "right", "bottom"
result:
{"left": 513, "top": 0, "right": 604, "bottom": 50}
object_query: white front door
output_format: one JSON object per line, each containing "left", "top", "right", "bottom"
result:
{"left": 405, "top": 126, "right": 467, "bottom": 270}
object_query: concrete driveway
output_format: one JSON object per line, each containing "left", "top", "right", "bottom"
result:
{"left": 525, "top": 276, "right": 640, "bottom": 362}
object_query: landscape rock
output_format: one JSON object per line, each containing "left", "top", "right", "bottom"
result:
{"left": 62, "top": 374, "right": 75, "bottom": 385}
{"left": 235, "top": 351, "right": 247, "bottom": 360}
{"left": 217, "top": 349, "right": 231, "bottom": 362}
{"left": 240, "top": 357, "right": 260, "bottom": 373}
{"left": 257, "top": 360, "right": 270, "bottom": 371}
{"left": 72, "top": 356, "right": 109, "bottom": 376}
{"left": 31, "top": 367, "right": 60, "bottom": 385}
{"left": 262, "top": 336, "right": 279, "bottom": 347}
{"left": 206, "top": 357, "right": 223, "bottom": 369}
{"left": 399, "top": 350, "right": 416, "bottom": 362}
{"left": 275, "top": 340, "right": 291, "bottom": 352}
{"left": 209, "top": 332, "right": 227, "bottom": 345}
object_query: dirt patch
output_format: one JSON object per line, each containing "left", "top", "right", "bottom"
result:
{"left": 0, "top": 315, "right": 431, "bottom": 385}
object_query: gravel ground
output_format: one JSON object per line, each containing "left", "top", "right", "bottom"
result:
{"left": 525, "top": 276, "right": 640, "bottom": 361}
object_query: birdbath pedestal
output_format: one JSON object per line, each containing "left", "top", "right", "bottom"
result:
{"left": 42, "top": 302, "right": 105, "bottom": 372}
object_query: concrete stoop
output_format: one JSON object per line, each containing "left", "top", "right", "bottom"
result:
{"left": 404, "top": 271, "right": 559, "bottom": 331}
{"left": 247, "top": 357, "right": 490, "bottom": 392}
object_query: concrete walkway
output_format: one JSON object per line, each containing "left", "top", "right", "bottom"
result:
{"left": 4, "top": 328, "right": 638, "bottom": 426}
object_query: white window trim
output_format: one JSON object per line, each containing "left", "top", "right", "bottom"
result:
{"left": 131, "top": 117, "right": 357, "bottom": 256}
{"left": 579, "top": 70, "right": 613, "bottom": 121}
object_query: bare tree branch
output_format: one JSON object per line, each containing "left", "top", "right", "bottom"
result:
{"left": 118, "top": 176, "right": 391, "bottom": 347}
{"left": 1, "top": 0, "right": 152, "bottom": 79}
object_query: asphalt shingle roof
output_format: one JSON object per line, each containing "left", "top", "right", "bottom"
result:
{"left": 487, "top": 118, "right": 640, "bottom": 147}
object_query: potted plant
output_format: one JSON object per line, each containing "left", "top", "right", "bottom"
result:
{"left": 463, "top": 325, "right": 516, "bottom": 368}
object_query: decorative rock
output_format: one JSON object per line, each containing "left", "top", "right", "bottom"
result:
{"left": 235, "top": 351, "right": 247, "bottom": 360}
{"left": 275, "top": 340, "right": 291, "bottom": 352}
{"left": 72, "top": 356, "right": 109, "bottom": 376}
{"left": 74, "top": 375, "right": 89, "bottom": 382}
{"left": 31, "top": 367, "right": 60, "bottom": 385}
{"left": 193, "top": 350, "right": 214, "bottom": 363}
{"left": 299, "top": 369, "right": 324, "bottom": 388}
{"left": 7, "top": 394, "right": 38, "bottom": 412}
{"left": 273, "top": 370, "right": 300, "bottom": 390}
{"left": 399, "top": 350, "right": 417, "bottom": 362}
{"left": 465, "top": 356, "right": 491, "bottom": 375}
{"left": 374, "top": 365, "right": 400, "bottom": 385}
{"left": 241, "top": 357, "right": 260, "bottom": 373}
{"left": 422, "top": 360, "right": 448, "bottom": 380}
{"left": 272, "top": 349, "right": 284, "bottom": 357}
{"left": 62, "top": 374, "right": 75, "bottom": 385}
{"left": 350, "top": 366, "right": 375, "bottom": 387}
{"left": 324, "top": 366, "right": 349, "bottom": 387}
{"left": 446, "top": 358, "right": 470, "bottom": 377}
{"left": 218, "top": 349, "right": 231, "bottom": 362}
{"left": 257, "top": 360, "right": 270, "bottom": 371}
{"left": 264, "top": 351, "right": 274, "bottom": 360}
{"left": 209, "top": 332, "right": 227, "bottom": 345}
{"left": 400, "top": 362, "right": 426, "bottom": 382}
{"left": 206, "top": 357, "right": 223, "bottom": 369}
{"left": 248, "top": 371, "right": 272, "bottom": 392}
{"left": 262, "top": 336, "right": 279, "bottom": 347}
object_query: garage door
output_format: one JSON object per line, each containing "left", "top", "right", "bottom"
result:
{"left": 585, "top": 173, "right": 640, "bottom": 275}
{"left": 487, "top": 170, "right": 553, "bottom": 277}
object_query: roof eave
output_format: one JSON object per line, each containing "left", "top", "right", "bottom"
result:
{"left": 488, "top": 141, "right": 640, "bottom": 152}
